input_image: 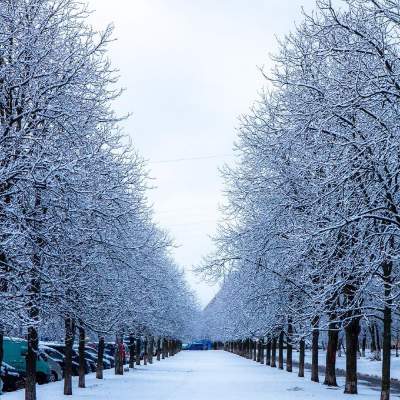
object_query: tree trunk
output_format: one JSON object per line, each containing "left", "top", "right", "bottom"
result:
{"left": 362, "top": 334, "right": 366, "bottom": 358}
{"left": 324, "top": 322, "right": 338, "bottom": 386}
{"left": 161, "top": 338, "right": 165, "bottom": 360}
{"left": 259, "top": 339, "right": 264, "bottom": 364}
{"left": 271, "top": 337, "right": 277, "bottom": 368}
{"left": 25, "top": 326, "right": 38, "bottom": 400}
{"left": 149, "top": 337, "right": 154, "bottom": 364}
{"left": 96, "top": 336, "right": 105, "bottom": 379}
{"left": 165, "top": 339, "right": 169, "bottom": 358}
{"left": 370, "top": 323, "right": 376, "bottom": 353}
{"left": 0, "top": 329, "right": 4, "bottom": 378}
{"left": 311, "top": 316, "right": 319, "bottom": 382}
{"left": 278, "top": 331, "right": 284, "bottom": 369}
{"left": 266, "top": 338, "right": 271, "bottom": 366}
{"left": 129, "top": 335, "right": 135, "bottom": 369}
{"left": 64, "top": 317, "right": 75, "bottom": 395}
{"left": 78, "top": 326, "right": 86, "bottom": 388}
{"left": 344, "top": 318, "right": 360, "bottom": 394}
{"left": 286, "top": 321, "right": 293, "bottom": 372}
{"left": 381, "top": 260, "right": 392, "bottom": 400}
{"left": 115, "top": 334, "right": 124, "bottom": 375}
{"left": 298, "top": 339, "right": 305, "bottom": 378}
{"left": 0, "top": 253, "right": 7, "bottom": 376}
{"left": 157, "top": 338, "right": 161, "bottom": 361}
{"left": 25, "top": 272, "right": 40, "bottom": 400}
{"left": 376, "top": 325, "right": 381, "bottom": 352}
{"left": 136, "top": 338, "right": 141, "bottom": 365}
{"left": 143, "top": 338, "right": 148, "bottom": 365}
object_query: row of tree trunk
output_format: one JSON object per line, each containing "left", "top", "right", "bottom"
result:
{"left": 224, "top": 320, "right": 392, "bottom": 398}
{"left": 225, "top": 334, "right": 305, "bottom": 378}
{"left": 17, "top": 318, "right": 182, "bottom": 400}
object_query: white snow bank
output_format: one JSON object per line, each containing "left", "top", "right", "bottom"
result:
{"left": 302, "top": 350, "right": 400, "bottom": 380}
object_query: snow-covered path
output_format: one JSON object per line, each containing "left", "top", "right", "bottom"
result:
{"left": 3, "top": 350, "right": 394, "bottom": 399}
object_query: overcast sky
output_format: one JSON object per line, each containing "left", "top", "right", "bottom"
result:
{"left": 88, "top": 0, "right": 316, "bottom": 307}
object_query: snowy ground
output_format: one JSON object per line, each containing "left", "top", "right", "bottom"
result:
{"left": 302, "top": 351, "right": 400, "bottom": 380}
{"left": 3, "top": 350, "right": 398, "bottom": 400}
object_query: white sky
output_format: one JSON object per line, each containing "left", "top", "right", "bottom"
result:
{"left": 88, "top": 0, "right": 316, "bottom": 307}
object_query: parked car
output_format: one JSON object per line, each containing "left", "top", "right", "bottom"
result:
{"left": 1, "top": 362, "right": 24, "bottom": 392}
{"left": 72, "top": 347, "right": 98, "bottom": 372}
{"left": 104, "top": 343, "right": 119, "bottom": 360}
{"left": 84, "top": 347, "right": 112, "bottom": 369}
{"left": 184, "top": 340, "right": 212, "bottom": 350}
{"left": 40, "top": 345, "right": 79, "bottom": 376}
{"left": 44, "top": 343, "right": 91, "bottom": 375}
{"left": 3, "top": 337, "right": 57, "bottom": 384}
{"left": 103, "top": 352, "right": 114, "bottom": 368}
{"left": 38, "top": 349, "right": 63, "bottom": 381}
{"left": 87, "top": 343, "right": 115, "bottom": 368}
{"left": 103, "top": 342, "right": 115, "bottom": 357}
{"left": 186, "top": 342, "right": 207, "bottom": 350}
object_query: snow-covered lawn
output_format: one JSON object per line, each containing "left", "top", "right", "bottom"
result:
{"left": 302, "top": 351, "right": 400, "bottom": 380}
{"left": 2, "top": 350, "right": 389, "bottom": 399}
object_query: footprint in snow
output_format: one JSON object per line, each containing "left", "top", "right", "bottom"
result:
{"left": 287, "top": 387, "right": 303, "bottom": 392}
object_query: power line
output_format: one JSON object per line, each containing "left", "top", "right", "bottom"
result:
{"left": 150, "top": 153, "right": 234, "bottom": 164}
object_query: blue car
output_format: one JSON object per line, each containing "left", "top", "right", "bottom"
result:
{"left": 185, "top": 340, "right": 212, "bottom": 350}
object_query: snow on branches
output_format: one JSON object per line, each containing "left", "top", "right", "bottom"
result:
{"left": 200, "top": 1, "right": 400, "bottom": 399}
{"left": 0, "top": 0, "right": 198, "bottom": 398}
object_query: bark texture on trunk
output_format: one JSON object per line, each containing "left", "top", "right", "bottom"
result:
{"left": 136, "top": 338, "right": 141, "bottom": 365}
{"left": 129, "top": 335, "right": 135, "bottom": 369}
{"left": 149, "top": 337, "right": 154, "bottom": 364}
{"left": 278, "top": 331, "right": 284, "bottom": 370}
{"left": 25, "top": 273, "right": 40, "bottom": 400}
{"left": 165, "top": 339, "right": 169, "bottom": 358}
{"left": 286, "top": 321, "right": 293, "bottom": 372}
{"left": 381, "top": 259, "right": 393, "bottom": 400}
{"left": 96, "top": 336, "right": 105, "bottom": 379}
{"left": 156, "top": 338, "right": 161, "bottom": 361}
{"left": 266, "top": 339, "right": 271, "bottom": 366}
{"left": 25, "top": 326, "right": 38, "bottom": 400}
{"left": 0, "top": 329, "right": 4, "bottom": 373}
{"left": 344, "top": 318, "right": 360, "bottom": 394}
{"left": 259, "top": 339, "right": 264, "bottom": 364}
{"left": 64, "top": 317, "right": 75, "bottom": 395}
{"left": 298, "top": 339, "right": 305, "bottom": 378}
{"left": 78, "top": 326, "right": 86, "bottom": 388}
{"left": 114, "top": 334, "right": 124, "bottom": 375}
{"left": 143, "top": 338, "right": 148, "bottom": 365}
{"left": 271, "top": 337, "right": 277, "bottom": 368}
{"left": 324, "top": 323, "right": 338, "bottom": 386}
{"left": 370, "top": 323, "right": 376, "bottom": 353}
{"left": 311, "top": 317, "right": 319, "bottom": 383}
{"left": 376, "top": 325, "right": 381, "bottom": 352}
{"left": 361, "top": 334, "right": 366, "bottom": 358}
